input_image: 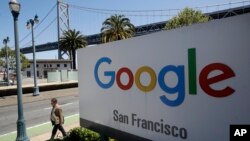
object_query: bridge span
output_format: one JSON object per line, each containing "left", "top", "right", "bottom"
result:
{"left": 20, "top": 5, "right": 250, "bottom": 54}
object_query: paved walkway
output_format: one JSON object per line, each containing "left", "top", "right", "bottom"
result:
{"left": 0, "top": 85, "right": 79, "bottom": 141}
{"left": 0, "top": 114, "right": 79, "bottom": 141}
{"left": 32, "top": 121, "right": 79, "bottom": 141}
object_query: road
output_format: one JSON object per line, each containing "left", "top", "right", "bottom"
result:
{"left": 0, "top": 91, "right": 79, "bottom": 135}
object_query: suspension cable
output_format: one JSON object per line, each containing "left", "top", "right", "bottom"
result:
{"left": 63, "top": 0, "right": 250, "bottom": 14}
{"left": 21, "top": 17, "right": 57, "bottom": 48}
{"left": 19, "top": 4, "right": 57, "bottom": 47}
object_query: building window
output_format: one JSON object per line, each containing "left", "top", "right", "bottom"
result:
{"left": 37, "top": 71, "right": 39, "bottom": 77}
{"left": 27, "top": 71, "right": 31, "bottom": 77}
{"left": 44, "top": 71, "right": 48, "bottom": 78}
{"left": 27, "top": 65, "right": 30, "bottom": 68}
{"left": 50, "top": 64, "right": 52, "bottom": 68}
{"left": 44, "top": 64, "right": 46, "bottom": 67}
{"left": 36, "top": 64, "right": 39, "bottom": 68}
{"left": 64, "top": 64, "right": 67, "bottom": 67}
{"left": 57, "top": 64, "right": 60, "bottom": 67}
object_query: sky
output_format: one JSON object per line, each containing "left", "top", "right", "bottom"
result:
{"left": 0, "top": 0, "right": 248, "bottom": 60}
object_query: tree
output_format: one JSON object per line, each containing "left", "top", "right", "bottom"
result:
{"left": 0, "top": 47, "right": 29, "bottom": 72}
{"left": 20, "top": 54, "right": 29, "bottom": 70}
{"left": 60, "top": 29, "right": 87, "bottom": 70}
{"left": 165, "top": 7, "right": 211, "bottom": 30}
{"left": 101, "top": 14, "right": 135, "bottom": 43}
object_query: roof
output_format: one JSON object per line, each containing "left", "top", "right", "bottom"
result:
{"left": 28, "top": 59, "right": 72, "bottom": 63}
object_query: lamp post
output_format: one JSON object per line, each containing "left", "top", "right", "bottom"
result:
{"left": 26, "top": 15, "right": 39, "bottom": 96}
{"left": 9, "top": 0, "right": 29, "bottom": 141}
{"left": 3, "top": 37, "right": 10, "bottom": 86}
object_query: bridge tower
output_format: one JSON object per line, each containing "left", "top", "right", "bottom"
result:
{"left": 57, "top": 0, "right": 70, "bottom": 59}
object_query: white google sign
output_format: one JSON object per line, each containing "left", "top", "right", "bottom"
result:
{"left": 78, "top": 13, "right": 250, "bottom": 141}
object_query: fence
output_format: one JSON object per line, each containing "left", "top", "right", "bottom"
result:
{"left": 47, "top": 70, "right": 78, "bottom": 83}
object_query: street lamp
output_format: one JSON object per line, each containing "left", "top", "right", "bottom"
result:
{"left": 9, "top": 0, "right": 30, "bottom": 141}
{"left": 3, "top": 36, "right": 10, "bottom": 86}
{"left": 26, "top": 15, "right": 40, "bottom": 96}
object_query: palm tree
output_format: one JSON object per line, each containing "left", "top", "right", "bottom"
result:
{"left": 60, "top": 29, "right": 87, "bottom": 69}
{"left": 101, "top": 14, "right": 135, "bottom": 43}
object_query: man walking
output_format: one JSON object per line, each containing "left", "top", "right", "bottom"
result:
{"left": 50, "top": 98, "right": 67, "bottom": 140}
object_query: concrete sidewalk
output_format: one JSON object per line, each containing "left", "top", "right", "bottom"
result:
{"left": 31, "top": 122, "right": 79, "bottom": 141}
{"left": 0, "top": 114, "right": 79, "bottom": 141}
{"left": 30, "top": 114, "right": 80, "bottom": 141}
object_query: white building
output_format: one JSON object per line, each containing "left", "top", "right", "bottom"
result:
{"left": 23, "top": 59, "right": 72, "bottom": 78}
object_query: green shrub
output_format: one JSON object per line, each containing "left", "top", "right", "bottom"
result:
{"left": 63, "top": 127, "right": 101, "bottom": 141}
